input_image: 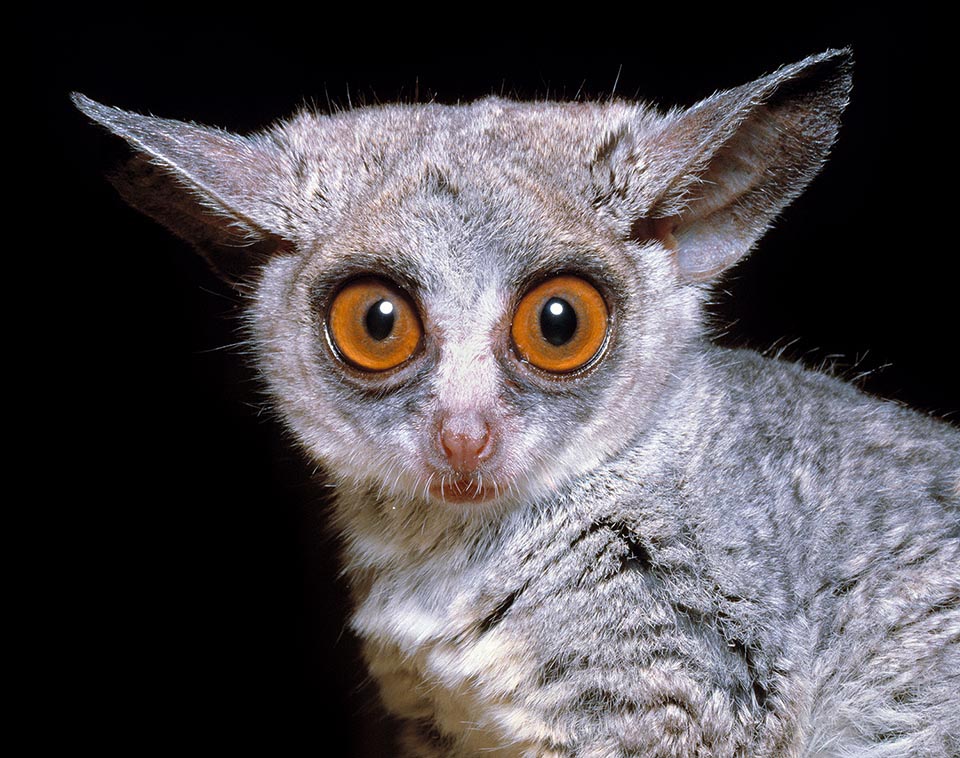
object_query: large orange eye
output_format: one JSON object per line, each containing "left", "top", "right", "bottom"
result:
{"left": 328, "top": 278, "right": 422, "bottom": 371}
{"left": 512, "top": 275, "right": 608, "bottom": 373}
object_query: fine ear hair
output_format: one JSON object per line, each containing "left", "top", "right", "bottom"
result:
{"left": 596, "top": 48, "right": 853, "bottom": 282}
{"left": 72, "top": 93, "right": 291, "bottom": 287}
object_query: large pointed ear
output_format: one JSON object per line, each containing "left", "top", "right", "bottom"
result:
{"left": 72, "top": 94, "right": 293, "bottom": 287}
{"left": 595, "top": 48, "right": 853, "bottom": 282}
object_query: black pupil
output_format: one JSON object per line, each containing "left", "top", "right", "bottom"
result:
{"left": 540, "top": 297, "right": 577, "bottom": 346}
{"left": 365, "top": 299, "right": 395, "bottom": 341}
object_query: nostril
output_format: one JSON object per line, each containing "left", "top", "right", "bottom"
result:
{"left": 438, "top": 416, "right": 493, "bottom": 474}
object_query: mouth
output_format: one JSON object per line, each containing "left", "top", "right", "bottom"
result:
{"left": 428, "top": 476, "right": 500, "bottom": 503}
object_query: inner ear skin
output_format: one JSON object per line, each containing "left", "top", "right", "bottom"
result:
{"left": 630, "top": 217, "right": 679, "bottom": 251}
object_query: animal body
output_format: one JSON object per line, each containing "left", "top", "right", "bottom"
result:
{"left": 75, "top": 48, "right": 959, "bottom": 757}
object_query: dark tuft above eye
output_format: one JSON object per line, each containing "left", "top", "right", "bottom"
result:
{"left": 328, "top": 278, "right": 422, "bottom": 371}
{"left": 512, "top": 275, "right": 608, "bottom": 373}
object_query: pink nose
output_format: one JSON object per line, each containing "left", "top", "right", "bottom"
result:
{"left": 438, "top": 413, "right": 492, "bottom": 474}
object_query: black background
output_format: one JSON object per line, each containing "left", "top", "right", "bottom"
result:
{"left": 32, "top": 10, "right": 953, "bottom": 754}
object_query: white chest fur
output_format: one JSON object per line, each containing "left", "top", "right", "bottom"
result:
{"left": 345, "top": 515, "right": 562, "bottom": 756}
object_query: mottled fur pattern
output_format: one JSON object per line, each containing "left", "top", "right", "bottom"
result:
{"left": 75, "top": 48, "right": 959, "bottom": 757}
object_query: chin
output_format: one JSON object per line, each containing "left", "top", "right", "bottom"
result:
{"left": 421, "top": 468, "right": 561, "bottom": 514}
{"left": 427, "top": 476, "right": 503, "bottom": 505}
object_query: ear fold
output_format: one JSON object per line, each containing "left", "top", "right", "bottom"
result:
{"left": 72, "top": 94, "right": 292, "bottom": 286}
{"left": 596, "top": 48, "right": 853, "bottom": 282}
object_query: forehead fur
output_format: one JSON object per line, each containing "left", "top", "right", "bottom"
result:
{"left": 265, "top": 98, "right": 659, "bottom": 233}
{"left": 271, "top": 99, "right": 657, "bottom": 303}
{"left": 276, "top": 97, "right": 657, "bottom": 178}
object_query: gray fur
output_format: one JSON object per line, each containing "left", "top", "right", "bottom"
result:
{"left": 74, "top": 48, "right": 959, "bottom": 757}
